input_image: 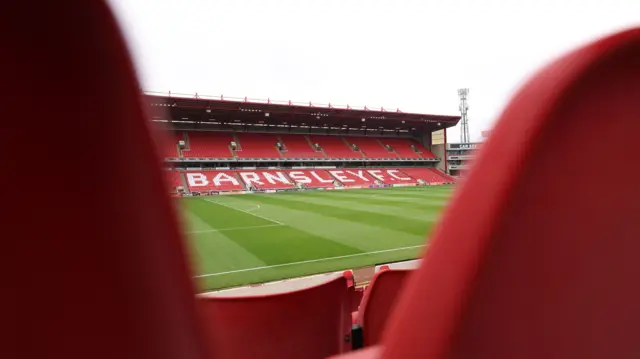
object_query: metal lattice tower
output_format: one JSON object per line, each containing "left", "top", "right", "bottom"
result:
{"left": 458, "top": 88, "right": 470, "bottom": 143}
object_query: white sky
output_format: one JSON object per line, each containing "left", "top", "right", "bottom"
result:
{"left": 108, "top": 0, "right": 639, "bottom": 142}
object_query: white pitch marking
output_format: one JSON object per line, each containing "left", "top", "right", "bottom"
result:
{"left": 195, "top": 245, "right": 426, "bottom": 278}
{"left": 203, "top": 199, "right": 284, "bottom": 225}
{"left": 188, "top": 223, "right": 283, "bottom": 234}
{"left": 245, "top": 205, "right": 260, "bottom": 213}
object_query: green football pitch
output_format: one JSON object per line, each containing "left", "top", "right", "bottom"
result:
{"left": 180, "top": 186, "right": 454, "bottom": 292}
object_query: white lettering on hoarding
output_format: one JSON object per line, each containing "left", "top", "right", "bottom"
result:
{"left": 329, "top": 170, "right": 353, "bottom": 183}
{"left": 287, "top": 171, "right": 311, "bottom": 184}
{"left": 309, "top": 171, "right": 333, "bottom": 183}
{"left": 239, "top": 172, "right": 263, "bottom": 186}
{"left": 367, "top": 170, "right": 384, "bottom": 181}
{"left": 212, "top": 173, "right": 240, "bottom": 186}
{"left": 262, "top": 172, "right": 291, "bottom": 184}
{"left": 387, "top": 169, "right": 411, "bottom": 181}
{"left": 186, "top": 173, "right": 209, "bottom": 187}
{"left": 345, "top": 170, "right": 370, "bottom": 181}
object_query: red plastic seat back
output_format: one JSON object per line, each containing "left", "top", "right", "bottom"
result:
{"left": 357, "top": 270, "right": 412, "bottom": 346}
{"left": 2, "top": 2, "right": 209, "bottom": 359}
{"left": 378, "top": 28, "right": 640, "bottom": 359}
{"left": 200, "top": 276, "right": 352, "bottom": 359}
{"left": 351, "top": 287, "right": 366, "bottom": 312}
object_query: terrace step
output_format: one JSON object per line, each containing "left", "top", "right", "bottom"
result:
{"left": 376, "top": 138, "right": 400, "bottom": 159}
{"left": 341, "top": 137, "right": 365, "bottom": 158}
{"left": 177, "top": 132, "right": 189, "bottom": 158}
{"left": 234, "top": 172, "right": 249, "bottom": 190}
{"left": 182, "top": 131, "right": 190, "bottom": 150}
{"left": 304, "top": 135, "right": 328, "bottom": 158}
{"left": 228, "top": 132, "right": 240, "bottom": 157}
{"left": 274, "top": 135, "right": 285, "bottom": 158}
{"left": 231, "top": 133, "right": 242, "bottom": 151}
{"left": 179, "top": 172, "right": 190, "bottom": 193}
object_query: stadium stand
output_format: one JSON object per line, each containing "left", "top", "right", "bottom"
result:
{"left": 278, "top": 134, "right": 326, "bottom": 158}
{"left": 366, "top": 168, "right": 416, "bottom": 184}
{"left": 183, "top": 131, "right": 234, "bottom": 158}
{"left": 161, "top": 131, "right": 183, "bottom": 158}
{"left": 235, "top": 133, "right": 281, "bottom": 158}
{"left": 327, "top": 169, "right": 381, "bottom": 186}
{"left": 309, "top": 135, "right": 362, "bottom": 158}
{"left": 198, "top": 275, "right": 353, "bottom": 359}
{"left": 378, "top": 138, "right": 423, "bottom": 158}
{"left": 412, "top": 141, "right": 437, "bottom": 158}
{"left": 184, "top": 170, "right": 245, "bottom": 191}
{"left": 399, "top": 167, "right": 450, "bottom": 184}
{"left": 353, "top": 269, "right": 413, "bottom": 347}
{"left": 345, "top": 137, "right": 395, "bottom": 159}
{"left": 165, "top": 170, "right": 184, "bottom": 192}
{"left": 434, "top": 169, "right": 456, "bottom": 182}
{"left": 174, "top": 131, "right": 441, "bottom": 161}
{"left": 237, "top": 170, "right": 295, "bottom": 190}
{"left": 287, "top": 169, "right": 337, "bottom": 188}
{"left": 177, "top": 168, "right": 444, "bottom": 193}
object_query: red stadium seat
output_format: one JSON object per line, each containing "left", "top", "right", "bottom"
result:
{"left": 184, "top": 170, "right": 246, "bottom": 192}
{"left": 399, "top": 167, "right": 449, "bottom": 184}
{"left": 431, "top": 168, "right": 455, "bottom": 182}
{"left": 309, "top": 135, "right": 361, "bottom": 158}
{"left": 159, "top": 131, "right": 184, "bottom": 158}
{"left": 377, "top": 138, "right": 422, "bottom": 158}
{"left": 288, "top": 169, "right": 338, "bottom": 187}
{"left": 238, "top": 169, "right": 295, "bottom": 190}
{"left": 354, "top": 269, "right": 412, "bottom": 347}
{"left": 198, "top": 275, "right": 353, "bottom": 359}
{"left": 333, "top": 27, "right": 640, "bottom": 359}
{"left": 350, "top": 287, "right": 365, "bottom": 312}
{"left": 365, "top": 168, "right": 417, "bottom": 185}
{"left": 279, "top": 134, "right": 327, "bottom": 158}
{"left": 327, "top": 168, "right": 380, "bottom": 187}
{"left": 4, "top": 2, "right": 211, "bottom": 359}
{"left": 345, "top": 137, "right": 395, "bottom": 159}
{"left": 165, "top": 170, "right": 185, "bottom": 192}
{"left": 235, "top": 132, "right": 282, "bottom": 158}
{"left": 412, "top": 141, "right": 437, "bottom": 158}
{"left": 183, "top": 131, "right": 235, "bottom": 158}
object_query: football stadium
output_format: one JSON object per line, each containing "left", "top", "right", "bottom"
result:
{"left": 150, "top": 92, "right": 474, "bottom": 291}
{"left": 7, "top": 2, "right": 640, "bottom": 359}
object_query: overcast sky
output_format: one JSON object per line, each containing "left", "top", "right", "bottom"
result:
{"left": 108, "top": 0, "right": 639, "bottom": 142}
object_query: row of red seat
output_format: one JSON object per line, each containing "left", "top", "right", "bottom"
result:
{"left": 166, "top": 131, "right": 436, "bottom": 159}
{"left": 199, "top": 267, "right": 411, "bottom": 358}
{"left": 168, "top": 167, "right": 453, "bottom": 192}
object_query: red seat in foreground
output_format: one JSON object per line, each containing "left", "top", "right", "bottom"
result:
{"left": 354, "top": 269, "right": 412, "bottom": 347}
{"left": 199, "top": 275, "right": 353, "bottom": 359}
{"left": 4, "top": 2, "right": 210, "bottom": 359}
{"left": 333, "top": 28, "right": 640, "bottom": 359}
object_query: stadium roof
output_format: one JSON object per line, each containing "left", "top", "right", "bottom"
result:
{"left": 144, "top": 91, "right": 460, "bottom": 132}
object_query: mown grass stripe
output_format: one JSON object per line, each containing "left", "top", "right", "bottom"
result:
{"left": 225, "top": 195, "right": 424, "bottom": 251}
{"left": 184, "top": 210, "right": 267, "bottom": 277}
{"left": 242, "top": 194, "right": 437, "bottom": 236}
{"left": 204, "top": 198, "right": 284, "bottom": 225}
{"left": 196, "top": 245, "right": 426, "bottom": 277}
{"left": 273, "top": 191, "right": 443, "bottom": 222}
